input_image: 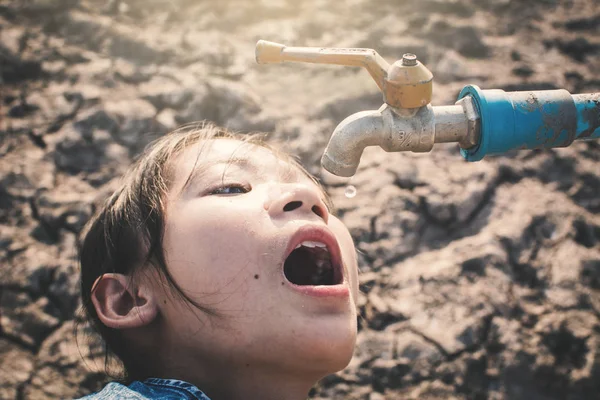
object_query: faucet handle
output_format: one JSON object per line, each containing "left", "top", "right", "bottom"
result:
{"left": 255, "top": 40, "right": 433, "bottom": 109}
{"left": 255, "top": 41, "right": 287, "bottom": 64}
{"left": 255, "top": 40, "right": 390, "bottom": 93}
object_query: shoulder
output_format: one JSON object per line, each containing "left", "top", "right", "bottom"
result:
{"left": 75, "top": 382, "right": 146, "bottom": 400}
{"left": 75, "top": 379, "right": 211, "bottom": 400}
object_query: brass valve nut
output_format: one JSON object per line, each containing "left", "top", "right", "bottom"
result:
{"left": 383, "top": 54, "right": 433, "bottom": 109}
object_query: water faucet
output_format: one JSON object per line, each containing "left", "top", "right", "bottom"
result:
{"left": 256, "top": 40, "right": 600, "bottom": 177}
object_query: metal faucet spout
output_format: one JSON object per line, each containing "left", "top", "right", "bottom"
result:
{"left": 321, "top": 109, "right": 386, "bottom": 177}
{"left": 322, "top": 104, "right": 436, "bottom": 177}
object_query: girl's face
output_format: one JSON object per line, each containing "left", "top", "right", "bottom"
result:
{"left": 154, "top": 139, "right": 359, "bottom": 380}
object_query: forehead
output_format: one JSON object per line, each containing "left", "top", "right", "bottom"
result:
{"left": 170, "top": 139, "right": 307, "bottom": 186}
{"left": 175, "top": 138, "right": 288, "bottom": 170}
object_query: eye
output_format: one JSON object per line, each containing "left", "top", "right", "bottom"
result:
{"left": 209, "top": 184, "right": 250, "bottom": 195}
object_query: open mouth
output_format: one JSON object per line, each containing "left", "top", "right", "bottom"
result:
{"left": 284, "top": 241, "right": 341, "bottom": 286}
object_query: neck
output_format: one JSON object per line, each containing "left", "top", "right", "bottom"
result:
{"left": 204, "top": 367, "right": 318, "bottom": 400}
{"left": 144, "top": 320, "right": 340, "bottom": 400}
{"left": 159, "top": 358, "right": 324, "bottom": 400}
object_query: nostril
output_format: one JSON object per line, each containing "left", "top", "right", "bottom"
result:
{"left": 283, "top": 201, "right": 303, "bottom": 212}
{"left": 311, "top": 205, "right": 325, "bottom": 219}
{"left": 281, "top": 201, "right": 326, "bottom": 220}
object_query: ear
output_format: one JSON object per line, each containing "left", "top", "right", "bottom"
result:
{"left": 91, "top": 273, "right": 158, "bottom": 329}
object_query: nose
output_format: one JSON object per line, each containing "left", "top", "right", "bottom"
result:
{"left": 266, "top": 183, "right": 329, "bottom": 224}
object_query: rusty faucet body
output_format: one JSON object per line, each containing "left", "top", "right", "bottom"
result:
{"left": 256, "top": 40, "right": 600, "bottom": 177}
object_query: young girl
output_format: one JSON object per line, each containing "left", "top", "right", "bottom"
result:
{"left": 78, "top": 123, "right": 360, "bottom": 400}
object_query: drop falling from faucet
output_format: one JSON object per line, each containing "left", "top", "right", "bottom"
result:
{"left": 344, "top": 185, "right": 357, "bottom": 198}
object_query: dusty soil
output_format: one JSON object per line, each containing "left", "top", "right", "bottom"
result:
{"left": 1, "top": 0, "right": 599, "bottom": 399}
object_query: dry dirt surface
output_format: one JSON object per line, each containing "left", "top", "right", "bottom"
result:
{"left": 1, "top": 0, "right": 600, "bottom": 399}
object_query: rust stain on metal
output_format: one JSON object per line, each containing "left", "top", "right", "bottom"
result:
{"left": 523, "top": 92, "right": 540, "bottom": 113}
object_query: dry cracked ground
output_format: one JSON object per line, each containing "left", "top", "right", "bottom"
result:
{"left": 1, "top": 0, "right": 600, "bottom": 399}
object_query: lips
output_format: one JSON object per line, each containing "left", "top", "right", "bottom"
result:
{"left": 281, "top": 225, "right": 347, "bottom": 297}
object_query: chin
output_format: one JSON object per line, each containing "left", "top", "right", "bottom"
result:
{"left": 294, "top": 315, "right": 357, "bottom": 375}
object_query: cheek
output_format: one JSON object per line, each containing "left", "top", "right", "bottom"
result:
{"left": 162, "top": 205, "right": 263, "bottom": 291}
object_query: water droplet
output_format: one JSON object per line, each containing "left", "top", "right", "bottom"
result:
{"left": 344, "top": 185, "right": 357, "bottom": 198}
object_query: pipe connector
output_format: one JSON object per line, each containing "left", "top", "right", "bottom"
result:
{"left": 457, "top": 85, "right": 600, "bottom": 161}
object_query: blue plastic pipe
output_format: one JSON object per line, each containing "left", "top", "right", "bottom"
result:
{"left": 457, "top": 85, "right": 600, "bottom": 161}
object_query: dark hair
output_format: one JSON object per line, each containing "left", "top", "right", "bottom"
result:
{"left": 79, "top": 123, "right": 332, "bottom": 381}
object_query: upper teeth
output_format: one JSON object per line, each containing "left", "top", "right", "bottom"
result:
{"left": 295, "top": 241, "right": 327, "bottom": 249}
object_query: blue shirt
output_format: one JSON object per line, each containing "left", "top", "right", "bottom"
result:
{"left": 77, "top": 378, "right": 212, "bottom": 400}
